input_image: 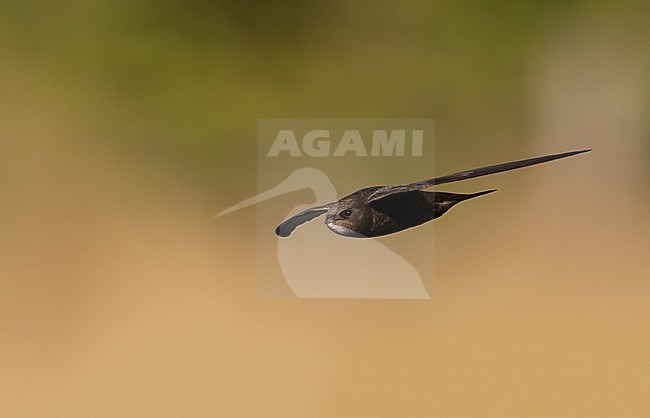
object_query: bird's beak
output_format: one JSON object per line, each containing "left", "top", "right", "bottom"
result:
{"left": 216, "top": 170, "right": 320, "bottom": 217}
{"left": 216, "top": 168, "right": 336, "bottom": 217}
{"left": 215, "top": 183, "right": 290, "bottom": 217}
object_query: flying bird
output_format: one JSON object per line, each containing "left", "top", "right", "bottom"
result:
{"left": 216, "top": 167, "right": 431, "bottom": 298}
{"left": 275, "top": 149, "right": 591, "bottom": 238}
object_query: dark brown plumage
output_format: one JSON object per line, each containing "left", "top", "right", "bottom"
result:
{"left": 275, "top": 149, "right": 591, "bottom": 238}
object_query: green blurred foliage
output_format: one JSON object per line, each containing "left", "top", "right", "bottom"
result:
{"left": 1, "top": 0, "right": 648, "bottom": 183}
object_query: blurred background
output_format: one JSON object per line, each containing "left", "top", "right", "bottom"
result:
{"left": 1, "top": 1, "right": 649, "bottom": 416}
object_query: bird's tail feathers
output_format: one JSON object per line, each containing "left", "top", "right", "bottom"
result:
{"left": 455, "top": 189, "right": 497, "bottom": 202}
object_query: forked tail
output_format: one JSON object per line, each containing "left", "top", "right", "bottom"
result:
{"left": 456, "top": 189, "right": 497, "bottom": 201}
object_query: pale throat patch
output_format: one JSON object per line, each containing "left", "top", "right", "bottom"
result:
{"left": 326, "top": 222, "right": 365, "bottom": 238}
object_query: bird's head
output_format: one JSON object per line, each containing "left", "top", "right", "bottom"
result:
{"left": 324, "top": 195, "right": 373, "bottom": 238}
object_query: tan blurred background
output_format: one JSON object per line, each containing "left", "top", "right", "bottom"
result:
{"left": 1, "top": 1, "right": 649, "bottom": 416}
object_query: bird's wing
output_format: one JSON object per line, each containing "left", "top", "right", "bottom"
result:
{"left": 368, "top": 149, "right": 591, "bottom": 203}
{"left": 275, "top": 204, "right": 333, "bottom": 237}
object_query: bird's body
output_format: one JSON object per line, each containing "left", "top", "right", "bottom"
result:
{"left": 275, "top": 149, "right": 591, "bottom": 239}
{"left": 325, "top": 188, "right": 495, "bottom": 238}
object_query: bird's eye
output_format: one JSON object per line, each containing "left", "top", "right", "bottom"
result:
{"left": 340, "top": 209, "right": 353, "bottom": 219}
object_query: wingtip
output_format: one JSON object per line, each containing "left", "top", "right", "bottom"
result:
{"left": 275, "top": 225, "right": 290, "bottom": 238}
{"left": 566, "top": 148, "right": 592, "bottom": 156}
{"left": 545, "top": 148, "right": 592, "bottom": 161}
